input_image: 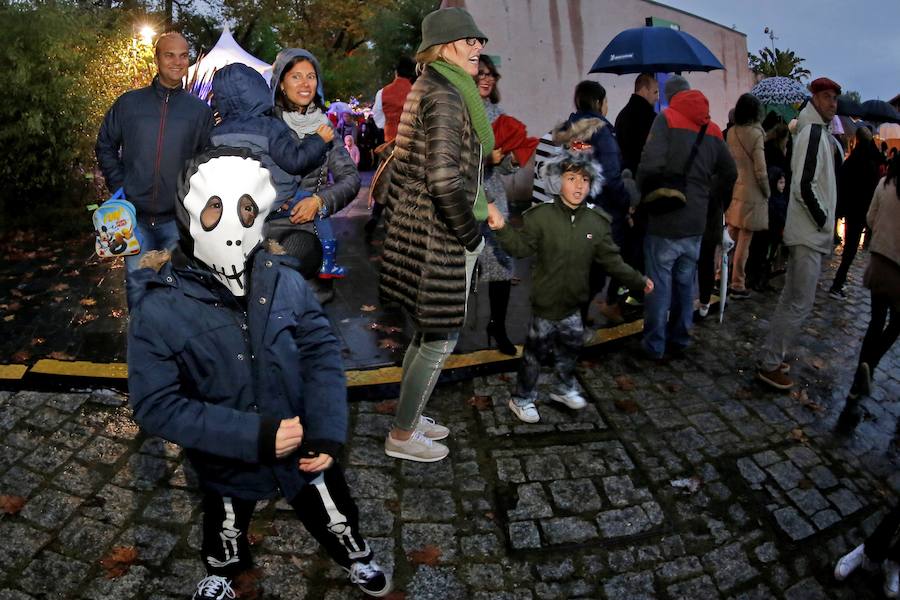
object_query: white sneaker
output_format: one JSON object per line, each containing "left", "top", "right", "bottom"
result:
{"left": 508, "top": 399, "right": 540, "bottom": 423}
{"left": 416, "top": 415, "right": 449, "bottom": 440}
{"left": 384, "top": 430, "right": 449, "bottom": 462}
{"left": 885, "top": 560, "right": 900, "bottom": 598}
{"left": 549, "top": 389, "right": 587, "bottom": 409}
{"left": 192, "top": 575, "right": 236, "bottom": 600}
{"left": 347, "top": 560, "right": 393, "bottom": 597}
{"left": 834, "top": 544, "right": 867, "bottom": 581}
{"left": 698, "top": 303, "right": 710, "bottom": 318}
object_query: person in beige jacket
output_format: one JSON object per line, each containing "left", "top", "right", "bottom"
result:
{"left": 848, "top": 155, "right": 900, "bottom": 399}
{"left": 725, "top": 93, "right": 770, "bottom": 297}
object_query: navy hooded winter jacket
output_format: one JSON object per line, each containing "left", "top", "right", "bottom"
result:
{"left": 126, "top": 246, "right": 348, "bottom": 501}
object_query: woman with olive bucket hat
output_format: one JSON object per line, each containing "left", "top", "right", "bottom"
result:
{"left": 379, "top": 7, "right": 493, "bottom": 462}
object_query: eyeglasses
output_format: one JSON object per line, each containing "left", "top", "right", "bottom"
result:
{"left": 464, "top": 37, "right": 487, "bottom": 47}
{"left": 476, "top": 71, "right": 497, "bottom": 80}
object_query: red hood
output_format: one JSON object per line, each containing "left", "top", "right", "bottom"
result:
{"left": 664, "top": 90, "right": 723, "bottom": 139}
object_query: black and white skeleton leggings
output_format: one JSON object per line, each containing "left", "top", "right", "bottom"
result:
{"left": 201, "top": 463, "right": 370, "bottom": 578}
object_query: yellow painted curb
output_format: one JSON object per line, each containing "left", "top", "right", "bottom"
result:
{"left": 30, "top": 360, "right": 128, "bottom": 379}
{"left": 0, "top": 364, "right": 28, "bottom": 380}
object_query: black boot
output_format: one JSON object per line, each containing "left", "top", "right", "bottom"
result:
{"left": 487, "top": 281, "right": 516, "bottom": 355}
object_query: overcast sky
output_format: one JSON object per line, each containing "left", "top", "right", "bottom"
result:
{"left": 658, "top": 0, "right": 900, "bottom": 101}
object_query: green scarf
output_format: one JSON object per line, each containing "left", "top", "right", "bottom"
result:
{"left": 430, "top": 60, "right": 494, "bottom": 222}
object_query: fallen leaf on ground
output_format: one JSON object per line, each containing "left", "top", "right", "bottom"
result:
{"left": 408, "top": 545, "right": 442, "bottom": 566}
{"left": 467, "top": 395, "right": 492, "bottom": 410}
{"left": 377, "top": 338, "right": 401, "bottom": 351}
{"left": 233, "top": 567, "right": 263, "bottom": 600}
{"left": 735, "top": 388, "right": 753, "bottom": 400}
{"left": 0, "top": 495, "right": 26, "bottom": 514}
{"left": 76, "top": 313, "right": 98, "bottom": 326}
{"left": 790, "top": 389, "right": 825, "bottom": 414}
{"left": 109, "top": 309, "right": 126, "bottom": 318}
{"left": 614, "top": 375, "right": 636, "bottom": 391}
{"left": 670, "top": 476, "right": 703, "bottom": 494}
{"left": 360, "top": 304, "right": 377, "bottom": 312}
{"left": 614, "top": 398, "right": 639, "bottom": 414}
{"left": 52, "top": 296, "right": 64, "bottom": 303}
{"left": 374, "top": 400, "right": 398, "bottom": 414}
{"left": 39, "top": 264, "right": 56, "bottom": 271}
{"left": 810, "top": 358, "right": 825, "bottom": 369}
{"left": 50, "top": 283, "right": 69, "bottom": 292}
{"left": 790, "top": 428, "right": 809, "bottom": 444}
{"left": 79, "top": 298, "right": 97, "bottom": 307}
{"left": 99, "top": 546, "right": 138, "bottom": 579}
{"left": 30, "top": 337, "right": 45, "bottom": 345}
{"left": 3, "top": 315, "right": 13, "bottom": 322}
{"left": 48, "top": 351, "right": 75, "bottom": 361}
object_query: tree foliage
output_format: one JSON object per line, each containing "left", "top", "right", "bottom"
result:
{"left": 747, "top": 47, "right": 811, "bottom": 81}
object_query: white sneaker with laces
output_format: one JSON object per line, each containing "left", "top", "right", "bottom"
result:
{"left": 885, "top": 560, "right": 900, "bottom": 598}
{"left": 416, "top": 415, "right": 450, "bottom": 440}
{"left": 348, "top": 560, "right": 393, "bottom": 597}
{"left": 192, "top": 575, "right": 236, "bottom": 600}
{"left": 384, "top": 430, "right": 449, "bottom": 462}
{"left": 508, "top": 399, "right": 540, "bottom": 423}
{"left": 549, "top": 389, "right": 587, "bottom": 409}
{"left": 834, "top": 544, "right": 867, "bottom": 581}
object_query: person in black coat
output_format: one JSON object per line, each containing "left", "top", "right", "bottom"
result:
{"left": 829, "top": 127, "right": 884, "bottom": 298}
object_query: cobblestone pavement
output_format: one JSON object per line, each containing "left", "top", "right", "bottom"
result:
{"left": 1, "top": 254, "right": 898, "bottom": 599}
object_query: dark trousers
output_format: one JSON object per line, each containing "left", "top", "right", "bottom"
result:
{"left": 832, "top": 219, "right": 866, "bottom": 291}
{"left": 859, "top": 292, "right": 900, "bottom": 374}
{"left": 201, "top": 464, "right": 370, "bottom": 578}
{"left": 865, "top": 505, "right": 900, "bottom": 563}
{"left": 698, "top": 235, "right": 718, "bottom": 305}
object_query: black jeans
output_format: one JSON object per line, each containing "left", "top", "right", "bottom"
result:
{"left": 859, "top": 292, "right": 900, "bottom": 374}
{"left": 865, "top": 505, "right": 900, "bottom": 563}
{"left": 832, "top": 219, "right": 866, "bottom": 291}
{"left": 201, "top": 463, "right": 370, "bottom": 578}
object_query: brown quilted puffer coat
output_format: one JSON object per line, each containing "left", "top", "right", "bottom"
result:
{"left": 379, "top": 65, "right": 484, "bottom": 332}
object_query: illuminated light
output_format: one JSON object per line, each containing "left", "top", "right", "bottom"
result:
{"left": 139, "top": 26, "right": 155, "bottom": 46}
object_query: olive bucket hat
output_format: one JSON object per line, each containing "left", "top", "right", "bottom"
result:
{"left": 417, "top": 7, "right": 487, "bottom": 54}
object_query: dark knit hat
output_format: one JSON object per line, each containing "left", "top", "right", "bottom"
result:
{"left": 664, "top": 75, "right": 690, "bottom": 102}
{"left": 809, "top": 77, "right": 841, "bottom": 95}
{"left": 417, "top": 7, "right": 487, "bottom": 54}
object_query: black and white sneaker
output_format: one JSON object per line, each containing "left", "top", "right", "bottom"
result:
{"left": 829, "top": 287, "right": 847, "bottom": 300}
{"left": 192, "top": 575, "right": 236, "bottom": 600}
{"left": 348, "top": 560, "right": 392, "bottom": 597}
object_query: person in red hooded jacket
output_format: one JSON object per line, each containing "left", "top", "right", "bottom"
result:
{"left": 636, "top": 76, "right": 736, "bottom": 361}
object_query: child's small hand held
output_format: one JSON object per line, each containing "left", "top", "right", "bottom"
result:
{"left": 316, "top": 124, "right": 334, "bottom": 144}
{"left": 487, "top": 203, "right": 505, "bottom": 230}
{"left": 644, "top": 278, "right": 655, "bottom": 295}
{"left": 299, "top": 453, "right": 334, "bottom": 473}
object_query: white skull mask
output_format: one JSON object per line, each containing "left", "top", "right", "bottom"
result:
{"left": 182, "top": 155, "right": 276, "bottom": 296}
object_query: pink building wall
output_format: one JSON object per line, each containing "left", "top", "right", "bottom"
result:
{"left": 443, "top": 0, "right": 754, "bottom": 133}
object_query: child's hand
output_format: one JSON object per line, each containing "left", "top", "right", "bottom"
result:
{"left": 299, "top": 453, "right": 334, "bottom": 473}
{"left": 490, "top": 147, "right": 505, "bottom": 165}
{"left": 487, "top": 203, "right": 505, "bottom": 230}
{"left": 316, "top": 124, "right": 334, "bottom": 144}
{"left": 275, "top": 417, "right": 303, "bottom": 458}
{"left": 643, "top": 278, "right": 655, "bottom": 295}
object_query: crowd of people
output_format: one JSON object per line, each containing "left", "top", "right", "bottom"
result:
{"left": 94, "top": 8, "right": 900, "bottom": 599}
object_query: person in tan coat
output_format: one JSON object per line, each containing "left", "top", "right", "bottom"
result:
{"left": 725, "top": 93, "right": 770, "bottom": 297}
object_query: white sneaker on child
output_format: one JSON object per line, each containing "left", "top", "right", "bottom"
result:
{"left": 885, "top": 560, "right": 900, "bottom": 598}
{"left": 348, "top": 560, "right": 393, "bottom": 597}
{"left": 192, "top": 575, "right": 235, "bottom": 600}
{"left": 549, "top": 389, "right": 587, "bottom": 409}
{"left": 834, "top": 544, "right": 868, "bottom": 581}
{"left": 508, "top": 399, "right": 540, "bottom": 423}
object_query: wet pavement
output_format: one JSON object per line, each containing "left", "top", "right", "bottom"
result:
{"left": 1, "top": 220, "right": 899, "bottom": 598}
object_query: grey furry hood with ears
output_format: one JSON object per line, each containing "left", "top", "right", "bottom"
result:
{"left": 539, "top": 147, "right": 605, "bottom": 199}
{"left": 551, "top": 117, "right": 605, "bottom": 147}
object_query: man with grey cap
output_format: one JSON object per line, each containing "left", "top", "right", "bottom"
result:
{"left": 757, "top": 77, "right": 843, "bottom": 390}
{"left": 637, "top": 75, "right": 736, "bottom": 361}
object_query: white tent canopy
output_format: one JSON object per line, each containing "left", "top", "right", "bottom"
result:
{"left": 185, "top": 24, "right": 272, "bottom": 92}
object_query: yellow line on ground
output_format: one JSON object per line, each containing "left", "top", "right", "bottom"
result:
{"left": 30, "top": 359, "right": 128, "bottom": 379}
{"left": 0, "top": 364, "right": 28, "bottom": 380}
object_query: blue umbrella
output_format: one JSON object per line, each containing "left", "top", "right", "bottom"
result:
{"left": 589, "top": 27, "right": 724, "bottom": 75}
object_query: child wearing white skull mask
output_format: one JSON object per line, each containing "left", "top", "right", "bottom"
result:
{"left": 126, "top": 147, "right": 392, "bottom": 599}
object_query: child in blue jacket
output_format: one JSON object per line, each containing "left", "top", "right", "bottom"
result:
{"left": 127, "top": 148, "right": 391, "bottom": 599}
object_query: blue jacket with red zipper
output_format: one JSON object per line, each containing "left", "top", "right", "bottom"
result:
{"left": 96, "top": 76, "right": 214, "bottom": 224}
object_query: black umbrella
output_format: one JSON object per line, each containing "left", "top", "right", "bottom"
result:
{"left": 589, "top": 26, "right": 723, "bottom": 75}
{"left": 837, "top": 95, "right": 865, "bottom": 118}
{"left": 861, "top": 99, "right": 900, "bottom": 124}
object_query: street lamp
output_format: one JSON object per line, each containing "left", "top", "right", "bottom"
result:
{"left": 764, "top": 27, "right": 778, "bottom": 76}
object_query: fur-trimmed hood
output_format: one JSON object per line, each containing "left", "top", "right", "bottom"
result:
{"left": 539, "top": 146, "right": 605, "bottom": 199}
{"left": 551, "top": 116, "right": 605, "bottom": 147}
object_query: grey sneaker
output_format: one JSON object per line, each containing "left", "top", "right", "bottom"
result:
{"left": 508, "top": 399, "right": 540, "bottom": 423}
{"left": 384, "top": 430, "right": 449, "bottom": 462}
{"left": 549, "top": 389, "right": 587, "bottom": 409}
{"left": 416, "top": 415, "right": 450, "bottom": 440}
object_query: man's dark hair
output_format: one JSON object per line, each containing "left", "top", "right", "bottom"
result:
{"left": 396, "top": 56, "right": 416, "bottom": 80}
{"left": 478, "top": 55, "right": 501, "bottom": 104}
{"left": 574, "top": 80, "right": 606, "bottom": 113}
{"left": 733, "top": 93, "right": 762, "bottom": 126}
{"left": 634, "top": 73, "right": 655, "bottom": 93}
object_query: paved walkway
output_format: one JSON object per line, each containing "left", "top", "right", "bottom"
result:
{"left": 0, "top": 239, "right": 898, "bottom": 598}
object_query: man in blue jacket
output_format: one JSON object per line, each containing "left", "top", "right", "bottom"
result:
{"left": 95, "top": 32, "right": 214, "bottom": 283}
{"left": 127, "top": 148, "right": 391, "bottom": 599}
